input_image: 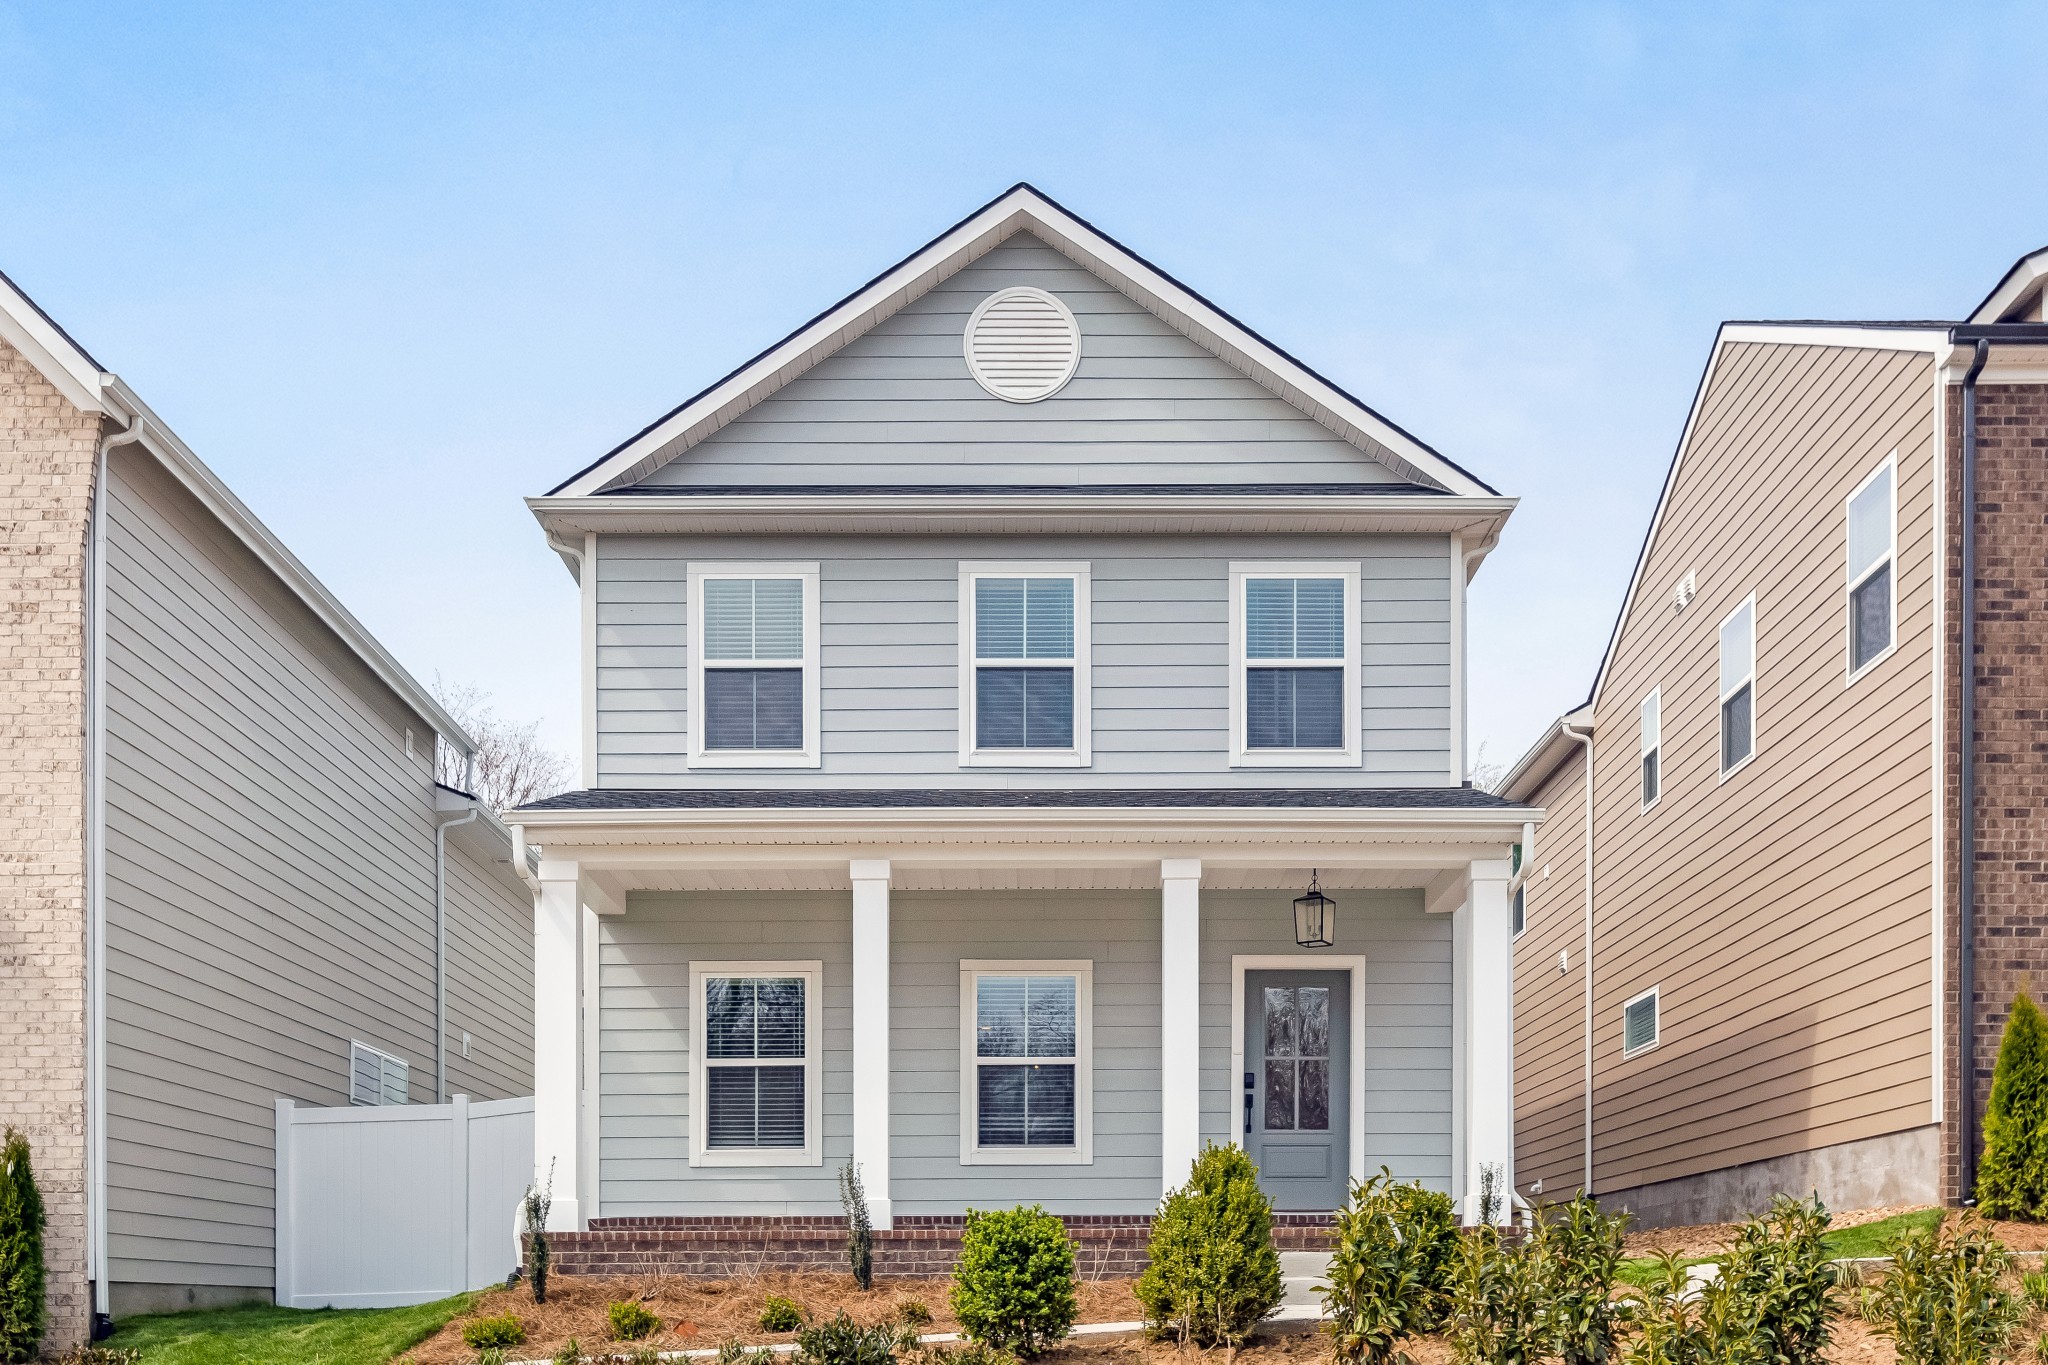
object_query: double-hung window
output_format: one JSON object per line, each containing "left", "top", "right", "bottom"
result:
{"left": 688, "top": 564, "right": 820, "bottom": 767}
{"left": 959, "top": 564, "right": 1090, "bottom": 765}
{"left": 1639, "top": 687, "right": 1661, "bottom": 809}
{"left": 1847, "top": 457, "right": 1896, "bottom": 679}
{"left": 1718, "top": 595, "right": 1755, "bottom": 776}
{"left": 1230, "top": 563, "right": 1361, "bottom": 766}
{"left": 690, "top": 962, "right": 821, "bottom": 1166}
{"left": 960, "top": 961, "right": 1093, "bottom": 1164}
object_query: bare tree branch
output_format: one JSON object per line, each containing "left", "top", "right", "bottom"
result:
{"left": 431, "top": 677, "right": 574, "bottom": 813}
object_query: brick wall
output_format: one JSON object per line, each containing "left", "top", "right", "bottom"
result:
{"left": 0, "top": 336, "right": 101, "bottom": 1350}
{"left": 545, "top": 1214, "right": 1338, "bottom": 1280}
{"left": 1943, "top": 381, "right": 2048, "bottom": 1203}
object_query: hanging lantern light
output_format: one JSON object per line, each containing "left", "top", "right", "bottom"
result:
{"left": 1293, "top": 869, "right": 1335, "bottom": 948}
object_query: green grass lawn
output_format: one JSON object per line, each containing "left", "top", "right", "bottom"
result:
{"left": 1613, "top": 1206, "right": 1947, "bottom": 1287}
{"left": 105, "top": 1293, "right": 476, "bottom": 1365}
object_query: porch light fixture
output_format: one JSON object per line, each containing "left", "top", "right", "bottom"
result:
{"left": 1293, "top": 870, "right": 1335, "bottom": 948}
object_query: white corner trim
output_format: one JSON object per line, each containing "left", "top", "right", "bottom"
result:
{"left": 688, "top": 960, "right": 825, "bottom": 1168}
{"left": 1229, "top": 954, "right": 1368, "bottom": 1187}
{"left": 958, "top": 959, "right": 1094, "bottom": 1166}
{"left": 956, "top": 561, "right": 1093, "bottom": 768}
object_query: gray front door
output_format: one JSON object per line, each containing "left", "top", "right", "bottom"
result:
{"left": 1244, "top": 970, "right": 1350, "bottom": 1211}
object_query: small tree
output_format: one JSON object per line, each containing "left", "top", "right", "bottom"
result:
{"left": 839, "top": 1159, "right": 874, "bottom": 1291}
{"left": 1978, "top": 991, "right": 2048, "bottom": 1220}
{"left": 524, "top": 1162, "right": 555, "bottom": 1305}
{"left": 1136, "top": 1143, "right": 1284, "bottom": 1348}
{"left": 0, "top": 1129, "right": 46, "bottom": 1364}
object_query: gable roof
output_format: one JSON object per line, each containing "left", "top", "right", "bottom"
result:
{"left": 548, "top": 183, "right": 1497, "bottom": 499}
{"left": 1971, "top": 244, "right": 2048, "bottom": 324}
{"left": 0, "top": 266, "right": 478, "bottom": 756}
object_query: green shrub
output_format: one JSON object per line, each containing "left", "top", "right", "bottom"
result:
{"left": 475, "top": 1350, "right": 506, "bottom": 1365}
{"left": 0, "top": 1129, "right": 47, "bottom": 1365}
{"left": 795, "top": 1310, "right": 906, "bottom": 1365}
{"left": 950, "top": 1205, "right": 1078, "bottom": 1356}
{"left": 760, "top": 1295, "right": 806, "bottom": 1332}
{"left": 938, "top": 1346, "right": 1018, "bottom": 1365}
{"left": 524, "top": 1163, "right": 555, "bottom": 1305}
{"left": 1320, "top": 1170, "right": 1460, "bottom": 1363}
{"left": 841, "top": 1159, "right": 876, "bottom": 1291}
{"left": 1863, "top": 1215, "right": 2020, "bottom": 1365}
{"left": 553, "top": 1339, "right": 585, "bottom": 1365}
{"left": 1448, "top": 1227, "right": 1545, "bottom": 1365}
{"left": 1136, "top": 1143, "right": 1284, "bottom": 1347}
{"left": 1621, "top": 1254, "right": 1714, "bottom": 1365}
{"left": 2026, "top": 1271, "right": 2048, "bottom": 1315}
{"left": 463, "top": 1312, "right": 528, "bottom": 1350}
{"left": 2035, "top": 1332, "right": 2048, "bottom": 1365}
{"left": 1535, "top": 1193, "right": 1629, "bottom": 1365}
{"left": 897, "top": 1300, "right": 933, "bottom": 1328}
{"left": 720, "top": 1338, "right": 782, "bottom": 1365}
{"left": 1980, "top": 992, "right": 2048, "bottom": 1220}
{"left": 609, "top": 1299, "right": 662, "bottom": 1341}
{"left": 1710, "top": 1195, "right": 1838, "bottom": 1365}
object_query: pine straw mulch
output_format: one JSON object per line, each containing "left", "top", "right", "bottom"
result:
{"left": 401, "top": 1273, "right": 1143, "bottom": 1364}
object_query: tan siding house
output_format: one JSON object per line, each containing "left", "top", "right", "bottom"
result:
{"left": 1505, "top": 250, "right": 2048, "bottom": 1223}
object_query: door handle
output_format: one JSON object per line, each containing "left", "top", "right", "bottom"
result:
{"left": 1243, "top": 1071, "right": 1254, "bottom": 1135}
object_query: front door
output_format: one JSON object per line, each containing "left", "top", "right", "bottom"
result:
{"left": 1243, "top": 970, "right": 1350, "bottom": 1211}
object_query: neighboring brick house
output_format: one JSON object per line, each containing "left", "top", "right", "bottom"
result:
{"left": 0, "top": 271, "right": 535, "bottom": 1344}
{"left": 1502, "top": 246, "right": 2048, "bottom": 1224}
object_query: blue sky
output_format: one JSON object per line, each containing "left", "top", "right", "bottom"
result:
{"left": 4, "top": 3, "right": 2044, "bottom": 772}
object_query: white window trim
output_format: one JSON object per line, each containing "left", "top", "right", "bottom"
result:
{"left": 686, "top": 563, "right": 822, "bottom": 769}
{"left": 956, "top": 562, "right": 1092, "bottom": 768}
{"left": 348, "top": 1039, "right": 409, "bottom": 1107}
{"left": 1845, "top": 453, "right": 1900, "bottom": 685}
{"left": 1639, "top": 686, "right": 1661, "bottom": 812}
{"left": 1718, "top": 593, "right": 1757, "bottom": 782}
{"left": 958, "top": 959, "right": 1094, "bottom": 1166}
{"left": 1621, "top": 985, "right": 1661, "bottom": 1059}
{"left": 1227, "top": 561, "right": 1364, "bottom": 767}
{"left": 1511, "top": 882, "right": 1527, "bottom": 940}
{"left": 688, "top": 960, "right": 824, "bottom": 1167}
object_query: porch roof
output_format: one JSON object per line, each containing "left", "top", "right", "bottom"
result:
{"left": 514, "top": 786, "right": 1528, "bottom": 813}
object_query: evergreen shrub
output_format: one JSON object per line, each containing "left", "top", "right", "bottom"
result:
{"left": 1320, "top": 1169, "right": 1459, "bottom": 1363}
{"left": 1535, "top": 1193, "right": 1629, "bottom": 1365}
{"left": 0, "top": 1128, "right": 46, "bottom": 1365}
{"left": 949, "top": 1206, "right": 1077, "bottom": 1356}
{"left": 1862, "top": 1216, "right": 2019, "bottom": 1365}
{"left": 1135, "top": 1143, "right": 1284, "bottom": 1348}
{"left": 1979, "top": 992, "right": 2048, "bottom": 1220}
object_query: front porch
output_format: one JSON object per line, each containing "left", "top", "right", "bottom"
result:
{"left": 508, "top": 793, "right": 1526, "bottom": 1249}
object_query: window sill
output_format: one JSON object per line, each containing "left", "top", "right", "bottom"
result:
{"left": 1717, "top": 752, "right": 1755, "bottom": 784}
{"left": 689, "top": 1146, "right": 824, "bottom": 1168}
{"left": 1846, "top": 641, "right": 1898, "bottom": 686}
{"left": 689, "top": 750, "right": 821, "bottom": 769}
{"left": 961, "top": 750, "right": 1090, "bottom": 768}
{"left": 960, "top": 1145, "right": 1093, "bottom": 1166}
{"left": 1229, "top": 749, "right": 1362, "bottom": 768}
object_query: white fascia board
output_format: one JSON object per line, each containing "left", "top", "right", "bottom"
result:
{"left": 1498, "top": 706, "right": 1593, "bottom": 806}
{"left": 1584, "top": 321, "right": 1949, "bottom": 709}
{"left": 553, "top": 186, "right": 1495, "bottom": 499}
{"left": 1968, "top": 248, "right": 2048, "bottom": 324}
{"left": 0, "top": 273, "right": 109, "bottom": 413}
{"left": 102, "top": 378, "right": 479, "bottom": 754}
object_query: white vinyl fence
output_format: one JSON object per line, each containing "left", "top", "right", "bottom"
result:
{"left": 274, "top": 1094, "right": 534, "bottom": 1309}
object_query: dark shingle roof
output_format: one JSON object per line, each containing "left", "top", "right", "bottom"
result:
{"left": 516, "top": 787, "right": 1528, "bottom": 813}
{"left": 607, "top": 483, "right": 1451, "bottom": 498}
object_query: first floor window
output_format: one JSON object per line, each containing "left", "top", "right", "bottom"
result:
{"left": 1719, "top": 596, "right": 1755, "bottom": 774}
{"left": 1622, "top": 988, "right": 1660, "bottom": 1057}
{"left": 693, "top": 963, "right": 820, "bottom": 1164}
{"left": 961, "top": 961, "right": 1092, "bottom": 1163}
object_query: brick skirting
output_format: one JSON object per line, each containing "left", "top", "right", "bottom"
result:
{"left": 545, "top": 1213, "right": 1337, "bottom": 1279}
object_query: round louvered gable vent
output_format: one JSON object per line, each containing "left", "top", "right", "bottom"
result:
{"left": 963, "top": 287, "right": 1080, "bottom": 402}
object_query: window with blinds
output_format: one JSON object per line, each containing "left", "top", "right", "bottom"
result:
{"left": 1622, "top": 988, "right": 1660, "bottom": 1057}
{"left": 1719, "top": 596, "right": 1755, "bottom": 775}
{"left": 961, "top": 961, "right": 1093, "bottom": 1163}
{"left": 973, "top": 577, "right": 1075, "bottom": 750}
{"left": 690, "top": 567, "right": 818, "bottom": 767}
{"left": 702, "top": 974, "right": 809, "bottom": 1150}
{"left": 1243, "top": 576, "right": 1345, "bottom": 750}
{"left": 1847, "top": 459, "right": 1895, "bottom": 678}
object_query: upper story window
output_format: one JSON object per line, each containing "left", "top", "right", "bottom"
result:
{"left": 1639, "top": 687, "right": 1661, "bottom": 809}
{"left": 960, "top": 960, "right": 1093, "bottom": 1165}
{"left": 959, "top": 565, "right": 1091, "bottom": 766}
{"left": 1622, "top": 986, "right": 1660, "bottom": 1058}
{"left": 691, "top": 962, "right": 822, "bottom": 1166}
{"left": 688, "top": 564, "right": 821, "bottom": 768}
{"left": 1230, "top": 563, "right": 1362, "bottom": 767}
{"left": 1847, "top": 457, "right": 1896, "bottom": 679}
{"left": 1719, "top": 595, "right": 1755, "bottom": 777}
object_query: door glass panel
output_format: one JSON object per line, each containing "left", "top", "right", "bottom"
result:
{"left": 1263, "top": 1059, "right": 1295, "bottom": 1130}
{"left": 1263, "top": 987, "right": 1296, "bottom": 1056}
{"left": 1298, "top": 1058, "right": 1330, "bottom": 1131}
{"left": 1299, "top": 987, "right": 1330, "bottom": 1056}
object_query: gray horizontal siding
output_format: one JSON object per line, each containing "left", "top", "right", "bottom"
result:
{"left": 597, "top": 886, "right": 1452, "bottom": 1216}
{"left": 593, "top": 532, "right": 1452, "bottom": 787}
{"left": 633, "top": 234, "right": 1405, "bottom": 489}
{"left": 100, "top": 452, "right": 532, "bottom": 1292}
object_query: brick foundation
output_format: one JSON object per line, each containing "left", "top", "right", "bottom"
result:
{"left": 545, "top": 1214, "right": 1337, "bottom": 1279}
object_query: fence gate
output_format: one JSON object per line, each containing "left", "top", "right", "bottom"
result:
{"left": 274, "top": 1094, "right": 534, "bottom": 1309}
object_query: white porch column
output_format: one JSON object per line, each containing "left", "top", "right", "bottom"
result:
{"left": 1160, "top": 858, "right": 1202, "bottom": 1195}
{"left": 1453, "top": 857, "right": 1515, "bottom": 1224}
{"left": 533, "top": 860, "right": 585, "bottom": 1231}
{"left": 850, "top": 859, "right": 893, "bottom": 1228}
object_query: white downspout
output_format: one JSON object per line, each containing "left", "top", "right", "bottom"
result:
{"left": 87, "top": 403, "right": 145, "bottom": 1329}
{"left": 435, "top": 803, "right": 481, "bottom": 1103}
{"left": 1560, "top": 721, "right": 1595, "bottom": 1194}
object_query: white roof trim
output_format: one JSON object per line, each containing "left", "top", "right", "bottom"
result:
{"left": 1970, "top": 247, "right": 2048, "bottom": 324}
{"left": 552, "top": 185, "right": 1495, "bottom": 499}
{"left": 0, "top": 272, "right": 476, "bottom": 754}
{"left": 1499, "top": 706, "right": 1592, "bottom": 805}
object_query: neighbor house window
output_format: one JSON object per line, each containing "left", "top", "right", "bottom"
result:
{"left": 690, "top": 962, "right": 822, "bottom": 1165}
{"left": 1639, "top": 688, "right": 1661, "bottom": 809}
{"left": 960, "top": 961, "right": 1093, "bottom": 1164}
{"left": 1230, "top": 562, "right": 1362, "bottom": 766}
{"left": 1512, "top": 883, "right": 1527, "bottom": 937}
{"left": 1622, "top": 987, "right": 1660, "bottom": 1058}
{"left": 1847, "top": 457, "right": 1896, "bottom": 678}
{"left": 688, "top": 565, "right": 820, "bottom": 767}
{"left": 1718, "top": 596, "right": 1755, "bottom": 775}
{"left": 958, "top": 564, "right": 1091, "bottom": 765}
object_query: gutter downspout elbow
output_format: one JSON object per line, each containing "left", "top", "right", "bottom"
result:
{"left": 435, "top": 805, "right": 482, "bottom": 1103}
{"left": 1560, "top": 721, "right": 1595, "bottom": 1195}
{"left": 1959, "top": 336, "right": 1989, "bottom": 1202}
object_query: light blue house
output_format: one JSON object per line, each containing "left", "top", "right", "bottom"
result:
{"left": 508, "top": 186, "right": 1529, "bottom": 1257}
